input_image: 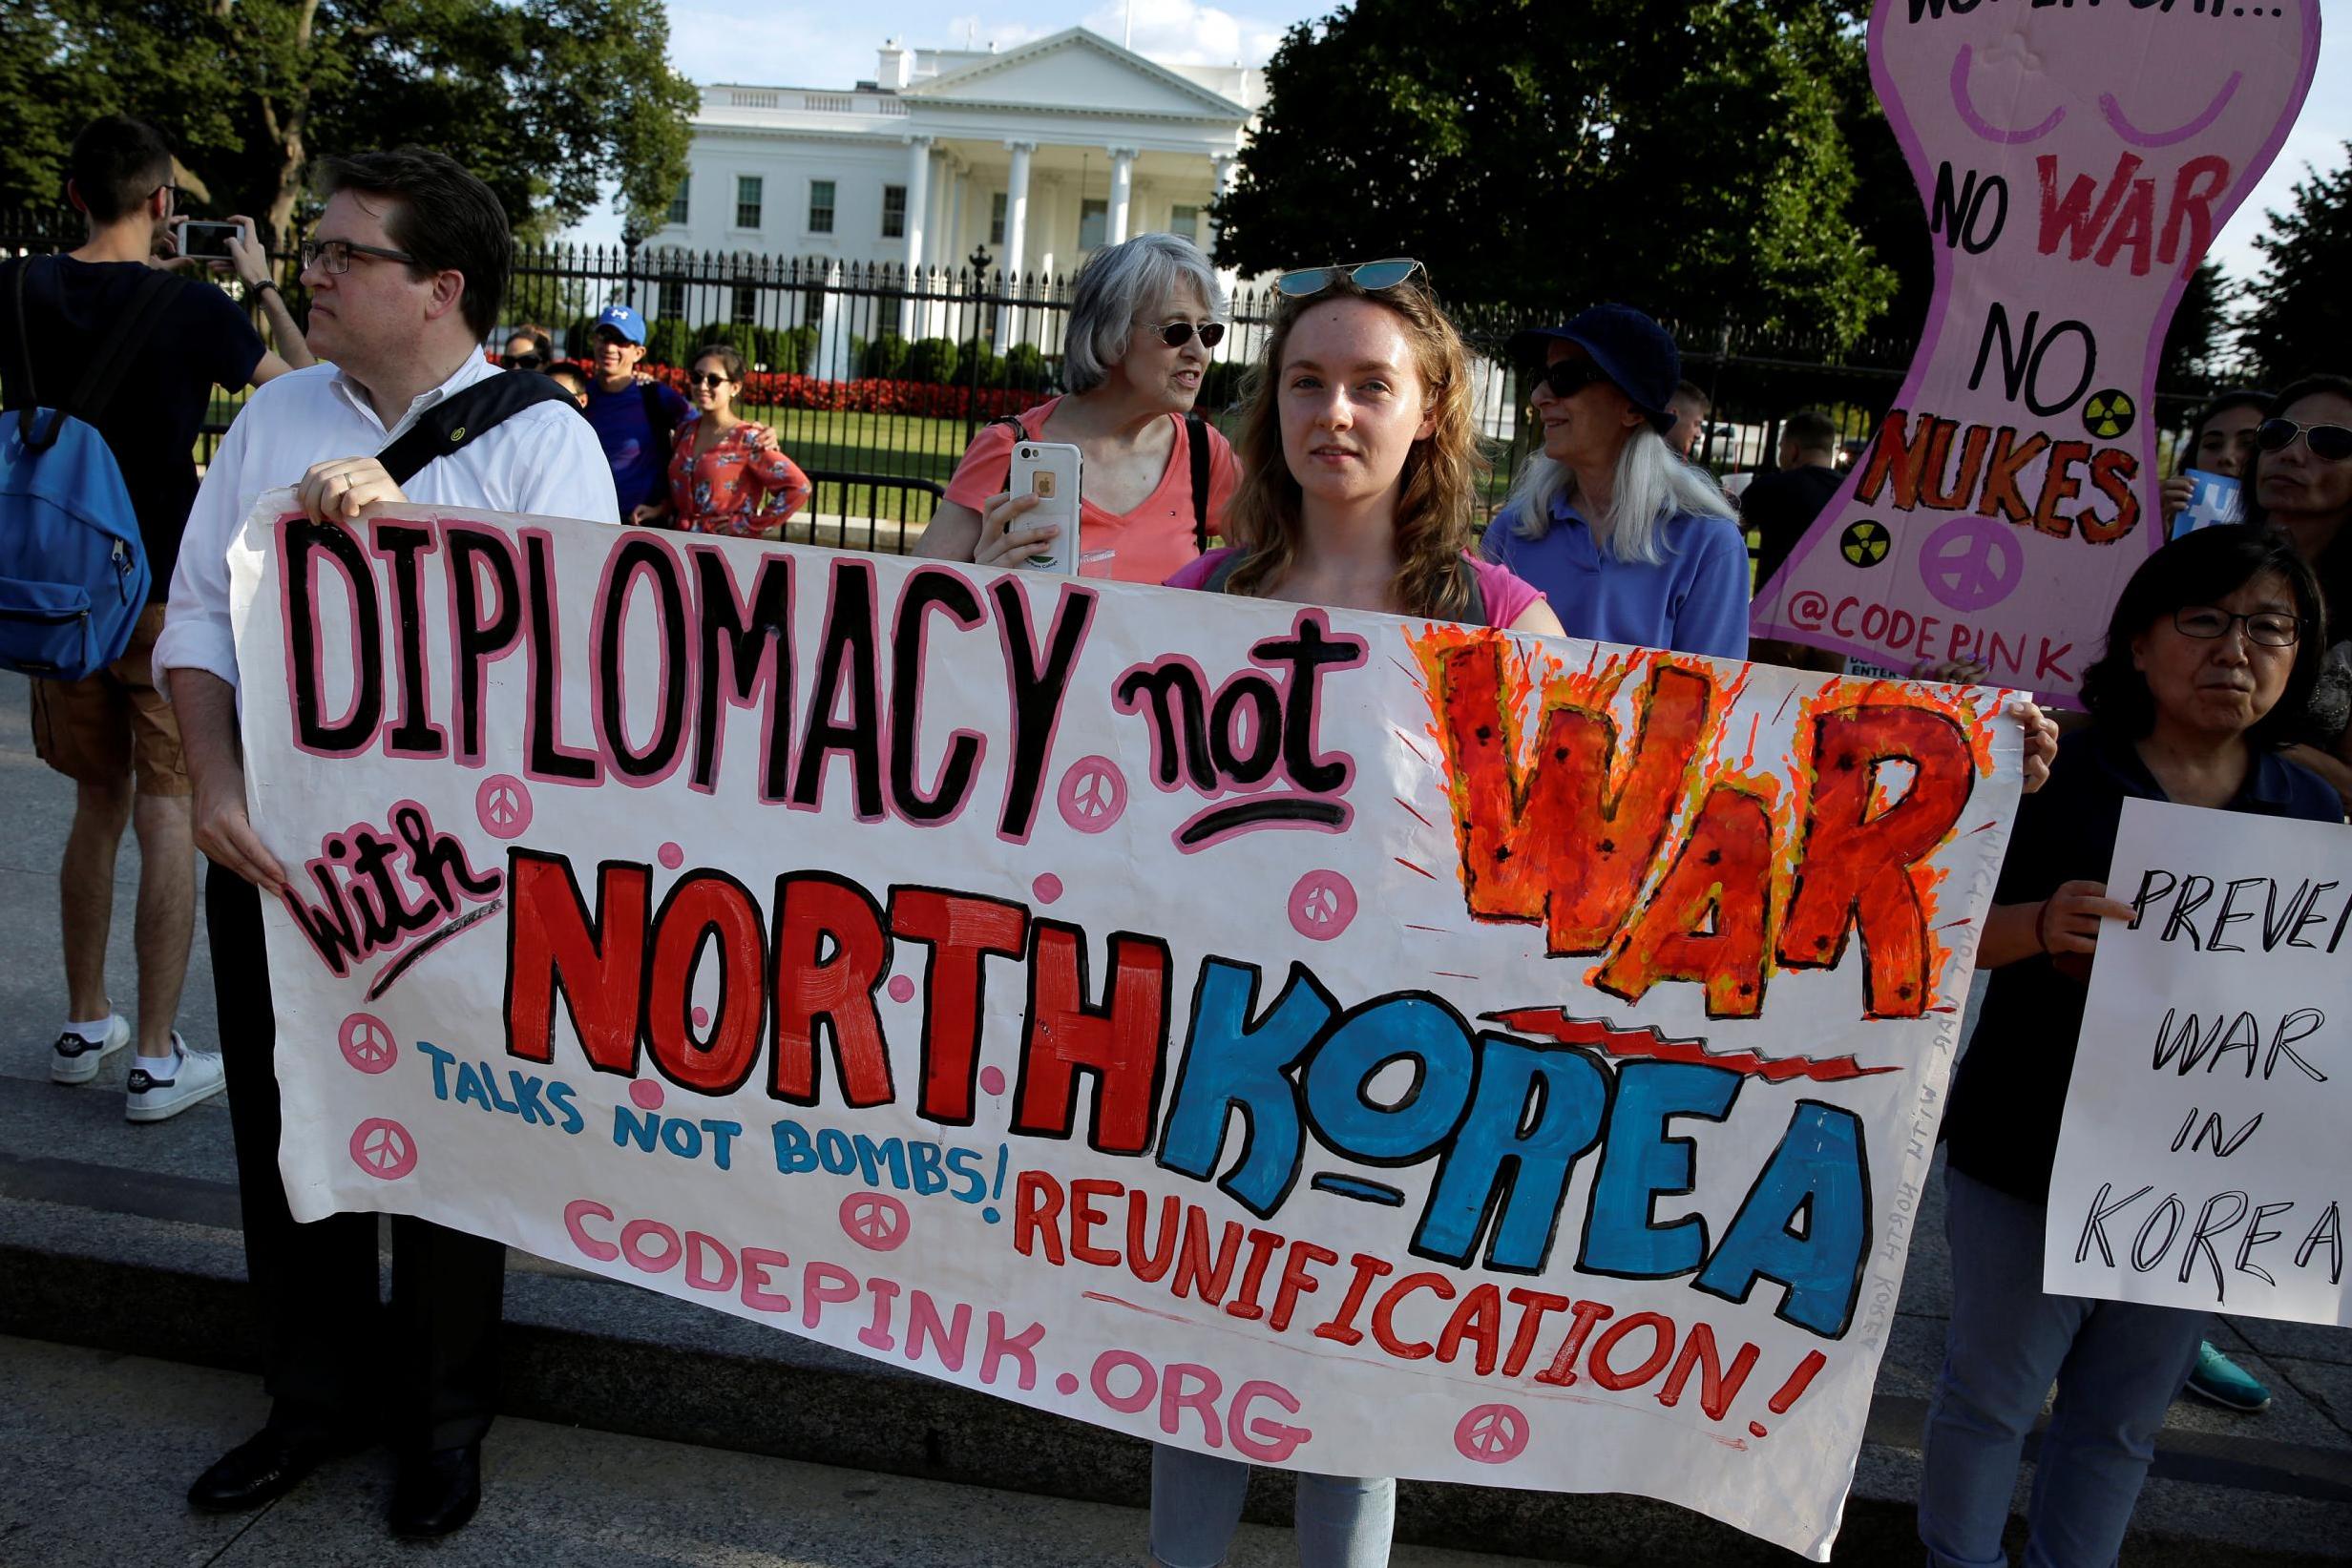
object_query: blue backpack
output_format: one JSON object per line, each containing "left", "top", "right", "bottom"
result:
{"left": 0, "top": 257, "right": 180, "bottom": 681}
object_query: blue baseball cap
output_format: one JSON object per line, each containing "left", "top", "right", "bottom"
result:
{"left": 594, "top": 303, "right": 647, "bottom": 345}
{"left": 1510, "top": 304, "right": 1681, "bottom": 433}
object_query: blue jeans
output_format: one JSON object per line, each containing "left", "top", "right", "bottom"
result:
{"left": 1919, "top": 1168, "right": 2207, "bottom": 1568}
{"left": 1149, "top": 1444, "right": 1394, "bottom": 1568}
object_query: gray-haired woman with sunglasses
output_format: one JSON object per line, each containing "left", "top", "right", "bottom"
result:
{"left": 917, "top": 232, "right": 1237, "bottom": 582}
{"left": 2247, "top": 372, "right": 2352, "bottom": 814}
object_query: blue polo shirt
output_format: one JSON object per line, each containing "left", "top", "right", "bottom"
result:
{"left": 1942, "top": 727, "right": 2343, "bottom": 1204}
{"left": 583, "top": 378, "right": 692, "bottom": 515}
{"left": 1480, "top": 499, "right": 1750, "bottom": 659}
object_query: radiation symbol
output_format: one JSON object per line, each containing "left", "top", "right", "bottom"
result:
{"left": 1840, "top": 518, "right": 1890, "bottom": 568}
{"left": 2083, "top": 389, "right": 2135, "bottom": 440}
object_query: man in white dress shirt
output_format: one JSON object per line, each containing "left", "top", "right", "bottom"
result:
{"left": 155, "top": 146, "right": 618, "bottom": 1539}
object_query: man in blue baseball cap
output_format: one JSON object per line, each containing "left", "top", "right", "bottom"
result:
{"left": 582, "top": 302, "right": 691, "bottom": 525}
{"left": 1481, "top": 303, "right": 1751, "bottom": 660}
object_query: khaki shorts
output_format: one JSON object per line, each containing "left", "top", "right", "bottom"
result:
{"left": 29, "top": 605, "right": 190, "bottom": 797}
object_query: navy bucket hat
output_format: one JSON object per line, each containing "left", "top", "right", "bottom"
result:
{"left": 1509, "top": 303, "right": 1681, "bottom": 433}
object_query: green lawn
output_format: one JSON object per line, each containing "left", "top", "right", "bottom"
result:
{"left": 197, "top": 393, "right": 1520, "bottom": 528}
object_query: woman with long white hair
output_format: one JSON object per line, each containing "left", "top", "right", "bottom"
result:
{"left": 1482, "top": 304, "right": 1750, "bottom": 659}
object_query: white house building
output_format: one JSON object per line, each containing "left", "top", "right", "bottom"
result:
{"left": 649, "top": 29, "right": 1264, "bottom": 303}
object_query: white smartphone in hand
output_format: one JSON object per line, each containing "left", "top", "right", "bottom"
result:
{"left": 1008, "top": 440, "right": 1082, "bottom": 573}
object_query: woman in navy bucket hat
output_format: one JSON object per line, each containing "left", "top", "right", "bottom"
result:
{"left": 1481, "top": 303, "right": 1751, "bottom": 659}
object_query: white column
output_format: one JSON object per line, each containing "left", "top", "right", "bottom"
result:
{"left": 1208, "top": 154, "right": 1236, "bottom": 262}
{"left": 901, "top": 135, "right": 932, "bottom": 276}
{"left": 1003, "top": 140, "right": 1036, "bottom": 277}
{"left": 1107, "top": 147, "right": 1137, "bottom": 247}
{"left": 926, "top": 151, "right": 951, "bottom": 267}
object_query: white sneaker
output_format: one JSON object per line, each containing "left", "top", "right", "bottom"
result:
{"left": 52, "top": 1015, "right": 131, "bottom": 1085}
{"left": 125, "top": 1041, "right": 227, "bottom": 1123}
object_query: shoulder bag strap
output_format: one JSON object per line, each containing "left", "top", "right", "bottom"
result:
{"left": 377, "top": 370, "right": 579, "bottom": 488}
{"left": 1186, "top": 409, "right": 1210, "bottom": 552}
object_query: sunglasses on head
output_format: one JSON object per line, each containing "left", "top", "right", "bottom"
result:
{"left": 1272, "top": 258, "right": 1425, "bottom": 299}
{"left": 1150, "top": 321, "right": 1226, "bottom": 349}
{"left": 1529, "top": 359, "right": 1615, "bottom": 400}
{"left": 2257, "top": 418, "right": 2352, "bottom": 463}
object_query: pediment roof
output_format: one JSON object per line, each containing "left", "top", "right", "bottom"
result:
{"left": 903, "top": 28, "right": 1249, "bottom": 122}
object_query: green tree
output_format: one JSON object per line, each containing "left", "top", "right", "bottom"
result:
{"left": 2239, "top": 143, "right": 2352, "bottom": 386}
{"left": 0, "top": 0, "right": 697, "bottom": 249}
{"left": 2157, "top": 260, "right": 2237, "bottom": 391}
{"left": 1215, "top": 0, "right": 1899, "bottom": 347}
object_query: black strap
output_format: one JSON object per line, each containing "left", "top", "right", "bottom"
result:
{"left": 377, "top": 370, "right": 581, "bottom": 488}
{"left": 985, "top": 412, "right": 1031, "bottom": 491}
{"left": 1186, "top": 409, "right": 1210, "bottom": 552}
{"left": 640, "top": 380, "right": 679, "bottom": 457}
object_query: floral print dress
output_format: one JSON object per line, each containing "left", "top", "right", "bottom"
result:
{"left": 666, "top": 418, "right": 812, "bottom": 536}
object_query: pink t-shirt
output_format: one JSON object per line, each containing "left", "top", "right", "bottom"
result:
{"left": 943, "top": 397, "right": 1240, "bottom": 586}
{"left": 1166, "top": 548, "right": 1544, "bottom": 630}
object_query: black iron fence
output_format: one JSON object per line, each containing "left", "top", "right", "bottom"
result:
{"left": 2, "top": 209, "right": 2246, "bottom": 554}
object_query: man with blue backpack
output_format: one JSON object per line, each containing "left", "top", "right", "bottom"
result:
{"left": 0, "top": 115, "right": 313, "bottom": 1122}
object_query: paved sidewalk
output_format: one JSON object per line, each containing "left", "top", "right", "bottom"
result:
{"left": 0, "top": 1336, "right": 1563, "bottom": 1568}
{"left": 3, "top": 665, "right": 2349, "bottom": 1566}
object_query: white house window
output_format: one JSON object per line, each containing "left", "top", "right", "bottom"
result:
{"left": 882, "top": 184, "right": 907, "bottom": 240}
{"left": 1168, "top": 204, "right": 1200, "bottom": 244}
{"left": 734, "top": 176, "right": 763, "bottom": 230}
{"left": 1078, "top": 199, "right": 1107, "bottom": 253}
{"left": 667, "top": 178, "right": 690, "bottom": 226}
{"left": 989, "top": 193, "right": 1006, "bottom": 246}
{"left": 732, "top": 283, "right": 758, "bottom": 324}
{"left": 658, "top": 279, "right": 685, "bottom": 320}
{"left": 809, "top": 179, "right": 837, "bottom": 235}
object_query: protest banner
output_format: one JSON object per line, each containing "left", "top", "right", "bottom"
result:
{"left": 1752, "top": 0, "right": 2320, "bottom": 704}
{"left": 2045, "top": 798, "right": 2352, "bottom": 1325}
{"left": 228, "top": 498, "right": 2026, "bottom": 1558}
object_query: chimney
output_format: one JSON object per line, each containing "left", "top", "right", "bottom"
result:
{"left": 876, "top": 37, "right": 912, "bottom": 89}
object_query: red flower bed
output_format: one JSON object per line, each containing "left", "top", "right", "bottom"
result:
{"left": 640, "top": 362, "right": 1036, "bottom": 420}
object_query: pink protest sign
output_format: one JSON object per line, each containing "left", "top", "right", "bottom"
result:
{"left": 1754, "top": 0, "right": 2320, "bottom": 703}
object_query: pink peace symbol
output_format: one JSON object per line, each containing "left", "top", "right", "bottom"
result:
{"left": 338, "top": 1012, "right": 398, "bottom": 1075}
{"left": 1057, "top": 756, "right": 1127, "bottom": 834}
{"left": 475, "top": 775, "right": 534, "bottom": 839}
{"left": 1288, "top": 870, "right": 1358, "bottom": 941}
{"left": 1453, "top": 1403, "right": 1530, "bottom": 1465}
{"left": 1919, "top": 515, "right": 2025, "bottom": 614}
{"left": 839, "top": 1190, "right": 910, "bottom": 1252}
{"left": 348, "top": 1118, "right": 418, "bottom": 1181}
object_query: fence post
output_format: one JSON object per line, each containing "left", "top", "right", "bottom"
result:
{"left": 963, "top": 245, "right": 994, "bottom": 444}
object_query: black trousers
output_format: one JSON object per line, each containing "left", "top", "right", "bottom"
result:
{"left": 207, "top": 864, "right": 507, "bottom": 1453}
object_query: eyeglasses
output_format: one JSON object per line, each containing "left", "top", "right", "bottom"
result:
{"left": 1148, "top": 321, "right": 1226, "bottom": 349}
{"left": 688, "top": 373, "right": 732, "bottom": 388}
{"left": 2173, "top": 605, "right": 2304, "bottom": 647}
{"left": 300, "top": 238, "right": 419, "bottom": 275}
{"left": 503, "top": 352, "right": 547, "bottom": 372}
{"left": 2256, "top": 418, "right": 2352, "bottom": 463}
{"left": 1272, "top": 258, "right": 1425, "bottom": 298}
{"left": 156, "top": 184, "right": 191, "bottom": 212}
{"left": 1530, "top": 360, "right": 1615, "bottom": 400}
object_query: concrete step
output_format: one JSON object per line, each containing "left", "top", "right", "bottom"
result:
{"left": 1, "top": 1068, "right": 2346, "bottom": 1567}
{"left": 0, "top": 1334, "right": 1573, "bottom": 1567}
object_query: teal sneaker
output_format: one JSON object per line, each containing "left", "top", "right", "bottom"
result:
{"left": 2185, "top": 1341, "right": 2271, "bottom": 1411}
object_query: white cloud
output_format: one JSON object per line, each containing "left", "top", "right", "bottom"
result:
{"left": 662, "top": 4, "right": 881, "bottom": 88}
{"left": 1081, "top": 0, "right": 1285, "bottom": 65}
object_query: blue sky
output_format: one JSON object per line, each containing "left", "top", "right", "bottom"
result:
{"left": 571, "top": 0, "right": 2350, "bottom": 297}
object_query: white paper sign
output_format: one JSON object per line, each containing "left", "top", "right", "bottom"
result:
{"left": 227, "top": 497, "right": 2026, "bottom": 1558}
{"left": 2046, "top": 797, "right": 2352, "bottom": 1324}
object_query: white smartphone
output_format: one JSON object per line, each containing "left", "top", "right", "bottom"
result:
{"left": 1008, "top": 440, "right": 1082, "bottom": 573}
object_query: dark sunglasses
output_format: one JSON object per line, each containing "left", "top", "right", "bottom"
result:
{"left": 503, "top": 352, "right": 547, "bottom": 372}
{"left": 688, "top": 372, "right": 732, "bottom": 388}
{"left": 2256, "top": 418, "right": 2352, "bottom": 463}
{"left": 1530, "top": 360, "right": 1615, "bottom": 400}
{"left": 1272, "top": 258, "right": 1424, "bottom": 298}
{"left": 1150, "top": 320, "right": 1226, "bottom": 349}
